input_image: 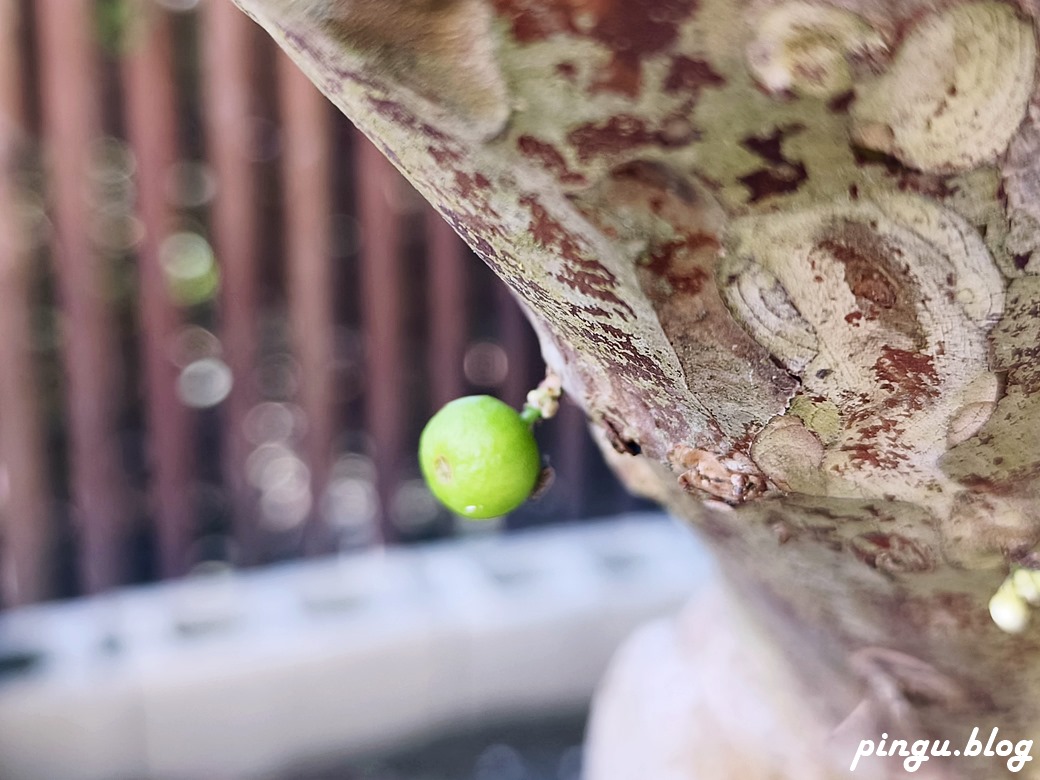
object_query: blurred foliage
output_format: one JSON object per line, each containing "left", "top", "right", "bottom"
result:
{"left": 96, "top": 0, "right": 136, "bottom": 55}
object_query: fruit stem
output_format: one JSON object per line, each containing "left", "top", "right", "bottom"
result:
{"left": 520, "top": 405, "right": 542, "bottom": 427}
{"left": 523, "top": 370, "right": 563, "bottom": 425}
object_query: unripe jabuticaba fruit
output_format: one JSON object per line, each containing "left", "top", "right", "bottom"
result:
{"left": 419, "top": 395, "right": 541, "bottom": 519}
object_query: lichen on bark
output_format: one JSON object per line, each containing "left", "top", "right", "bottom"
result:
{"left": 232, "top": 0, "right": 1040, "bottom": 776}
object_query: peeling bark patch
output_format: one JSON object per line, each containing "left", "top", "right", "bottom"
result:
{"left": 517, "top": 135, "right": 587, "bottom": 185}
{"left": 841, "top": 440, "right": 908, "bottom": 470}
{"left": 427, "top": 145, "right": 463, "bottom": 166}
{"left": 493, "top": 0, "right": 701, "bottom": 96}
{"left": 555, "top": 61, "right": 577, "bottom": 80}
{"left": 493, "top": 0, "right": 698, "bottom": 56}
{"left": 738, "top": 164, "right": 808, "bottom": 202}
{"left": 442, "top": 213, "right": 682, "bottom": 436}
{"left": 566, "top": 115, "right": 698, "bottom": 164}
{"left": 821, "top": 238, "right": 897, "bottom": 307}
{"left": 434, "top": 169, "right": 505, "bottom": 260}
{"left": 281, "top": 27, "right": 382, "bottom": 91}
{"left": 591, "top": 54, "right": 642, "bottom": 97}
{"left": 852, "top": 145, "right": 904, "bottom": 173}
{"left": 901, "top": 591, "right": 986, "bottom": 634}
{"left": 367, "top": 96, "right": 418, "bottom": 129}
{"left": 588, "top": 323, "right": 667, "bottom": 384}
{"left": 519, "top": 195, "right": 635, "bottom": 320}
{"left": 827, "top": 89, "right": 855, "bottom": 113}
{"left": 644, "top": 235, "right": 717, "bottom": 296}
{"left": 851, "top": 532, "right": 933, "bottom": 574}
{"left": 851, "top": 146, "right": 959, "bottom": 199}
{"left": 995, "top": 282, "right": 1040, "bottom": 387}
{"left": 452, "top": 170, "right": 494, "bottom": 203}
{"left": 573, "top": 0, "right": 697, "bottom": 57}
{"left": 492, "top": 0, "right": 564, "bottom": 43}
{"left": 738, "top": 125, "right": 808, "bottom": 203}
{"left": 366, "top": 97, "right": 450, "bottom": 143}
{"left": 663, "top": 56, "right": 725, "bottom": 96}
{"left": 609, "top": 159, "right": 698, "bottom": 202}
{"left": 741, "top": 125, "right": 805, "bottom": 166}
{"left": 873, "top": 346, "right": 939, "bottom": 406}
{"left": 440, "top": 208, "right": 504, "bottom": 266}
{"left": 818, "top": 220, "right": 922, "bottom": 339}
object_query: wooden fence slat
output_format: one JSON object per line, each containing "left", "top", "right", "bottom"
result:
{"left": 0, "top": 0, "right": 642, "bottom": 599}
{"left": 122, "top": 4, "right": 196, "bottom": 579}
{"left": 553, "top": 398, "right": 588, "bottom": 519}
{"left": 425, "top": 209, "right": 468, "bottom": 410}
{"left": 494, "top": 283, "right": 533, "bottom": 411}
{"left": 276, "top": 51, "right": 335, "bottom": 553}
{"left": 36, "top": 0, "right": 131, "bottom": 593}
{"left": 0, "top": 0, "right": 52, "bottom": 605}
{"left": 356, "top": 135, "right": 403, "bottom": 543}
{"left": 202, "top": 0, "right": 260, "bottom": 562}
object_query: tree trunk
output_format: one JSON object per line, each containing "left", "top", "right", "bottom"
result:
{"left": 229, "top": 0, "right": 1040, "bottom": 776}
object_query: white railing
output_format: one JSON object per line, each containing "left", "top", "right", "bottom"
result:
{"left": 0, "top": 513, "right": 710, "bottom": 780}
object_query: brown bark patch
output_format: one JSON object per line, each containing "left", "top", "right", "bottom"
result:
{"left": 591, "top": 53, "right": 642, "bottom": 97}
{"left": 826, "top": 89, "right": 855, "bottom": 113}
{"left": 738, "top": 164, "right": 808, "bottom": 202}
{"left": 566, "top": 115, "right": 699, "bottom": 163}
{"left": 851, "top": 146, "right": 959, "bottom": 199}
{"left": 741, "top": 124, "right": 805, "bottom": 166}
{"left": 494, "top": 0, "right": 700, "bottom": 96}
{"left": 493, "top": 0, "right": 698, "bottom": 55}
{"left": 519, "top": 195, "right": 636, "bottom": 320}
{"left": 367, "top": 97, "right": 451, "bottom": 142}
{"left": 609, "top": 159, "right": 698, "bottom": 202}
{"left": 818, "top": 219, "right": 922, "bottom": 341}
{"left": 850, "top": 531, "right": 934, "bottom": 574}
{"left": 555, "top": 61, "right": 578, "bottom": 80}
{"left": 281, "top": 27, "right": 382, "bottom": 92}
{"left": 873, "top": 346, "right": 939, "bottom": 406}
{"left": 663, "top": 55, "right": 726, "bottom": 96}
{"left": 517, "top": 135, "right": 587, "bottom": 185}
{"left": 841, "top": 440, "right": 909, "bottom": 470}
{"left": 427, "top": 144, "right": 463, "bottom": 165}
{"left": 737, "top": 125, "right": 808, "bottom": 203}
{"left": 644, "top": 235, "right": 718, "bottom": 296}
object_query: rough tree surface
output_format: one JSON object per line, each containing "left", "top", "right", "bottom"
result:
{"left": 231, "top": 0, "right": 1040, "bottom": 777}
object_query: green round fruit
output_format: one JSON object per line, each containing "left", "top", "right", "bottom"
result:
{"left": 419, "top": 395, "right": 541, "bottom": 519}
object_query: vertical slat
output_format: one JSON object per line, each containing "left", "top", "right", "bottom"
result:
{"left": 0, "top": 0, "right": 52, "bottom": 605}
{"left": 553, "top": 397, "right": 588, "bottom": 519}
{"left": 276, "top": 51, "right": 335, "bottom": 553}
{"left": 36, "top": 0, "right": 130, "bottom": 593}
{"left": 356, "top": 135, "right": 403, "bottom": 543}
{"left": 201, "top": 0, "right": 260, "bottom": 562}
{"left": 495, "top": 284, "right": 533, "bottom": 410}
{"left": 122, "top": 4, "right": 195, "bottom": 579}
{"left": 426, "top": 209, "right": 468, "bottom": 409}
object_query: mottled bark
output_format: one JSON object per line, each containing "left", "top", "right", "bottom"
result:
{"left": 230, "top": 0, "right": 1040, "bottom": 776}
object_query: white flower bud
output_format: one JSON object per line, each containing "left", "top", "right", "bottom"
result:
{"left": 990, "top": 581, "right": 1030, "bottom": 634}
{"left": 1012, "top": 568, "right": 1040, "bottom": 606}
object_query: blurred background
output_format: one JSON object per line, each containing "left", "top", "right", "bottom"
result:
{"left": 0, "top": 1, "right": 705, "bottom": 778}
{"left": 0, "top": 0, "right": 653, "bottom": 607}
